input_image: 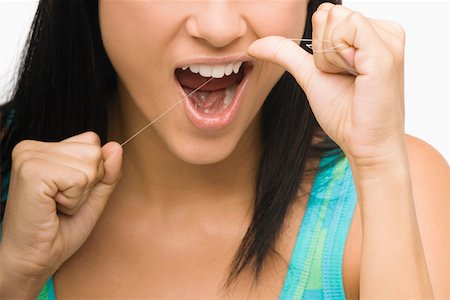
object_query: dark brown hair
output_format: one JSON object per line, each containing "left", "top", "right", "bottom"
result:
{"left": 0, "top": 0, "right": 343, "bottom": 293}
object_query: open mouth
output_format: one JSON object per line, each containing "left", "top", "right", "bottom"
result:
{"left": 174, "top": 60, "right": 253, "bottom": 129}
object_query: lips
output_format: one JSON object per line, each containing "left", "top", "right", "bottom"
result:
{"left": 174, "top": 60, "right": 253, "bottom": 130}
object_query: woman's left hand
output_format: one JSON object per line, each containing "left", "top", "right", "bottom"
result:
{"left": 248, "top": 3, "right": 406, "bottom": 171}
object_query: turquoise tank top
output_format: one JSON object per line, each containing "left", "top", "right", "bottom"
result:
{"left": 1, "top": 150, "right": 357, "bottom": 300}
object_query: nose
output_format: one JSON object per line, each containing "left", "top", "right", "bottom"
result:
{"left": 185, "top": 2, "right": 247, "bottom": 48}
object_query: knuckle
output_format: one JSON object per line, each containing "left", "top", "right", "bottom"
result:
{"left": 73, "top": 171, "right": 89, "bottom": 189}
{"left": 317, "top": 2, "right": 335, "bottom": 12}
{"left": 12, "top": 140, "right": 35, "bottom": 158}
{"left": 312, "top": 10, "right": 327, "bottom": 26}
{"left": 16, "top": 158, "right": 42, "bottom": 180}
{"left": 83, "top": 166, "right": 98, "bottom": 185}
{"left": 347, "top": 11, "right": 365, "bottom": 24}
{"left": 89, "top": 146, "right": 103, "bottom": 164}
{"left": 388, "top": 21, "right": 406, "bottom": 43}
{"left": 328, "top": 5, "right": 347, "bottom": 22}
{"left": 83, "top": 131, "right": 101, "bottom": 145}
{"left": 61, "top": 197, "right": 78, "bottom": 210}
{"left": 80, "top": 145, "right": 103, "bottom": 170}
{"left": 12, "top": 141, "right": 48, "bottom": 167}
{"left": 12, "top": 150, "right": 38, "bottom": 170}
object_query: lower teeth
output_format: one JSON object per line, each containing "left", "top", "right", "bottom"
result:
{"left": 191, "top": 84, "right": 238, "bottom": 114}
{"left": 223, "top": 84, "right": 237, "bottom": 108}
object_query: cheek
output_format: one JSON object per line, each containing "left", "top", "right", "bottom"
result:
{"left": 248, "top": 1, "right": 308, "bottom": 38}
{"left": 243, "top": 1, "right": 308, "bottom": 111}
{"left": 100, "top": 2, "right": 157, "bottom": 73}
{"left": 98, "top": 2, "right": 180, "bottom": 112}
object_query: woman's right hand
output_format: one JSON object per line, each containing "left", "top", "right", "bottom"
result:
{"left": 0, "top": 132, "right": 123, "bottom": 298}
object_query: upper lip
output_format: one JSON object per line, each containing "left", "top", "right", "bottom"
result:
{"left": 174, "top": 54, "right": 255, "bottom": 69}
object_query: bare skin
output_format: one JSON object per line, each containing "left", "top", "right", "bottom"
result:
{"left": 53, "top": 2, "right": 450, "bottom": 297}
{"left": 1, "top": 2, "right": 448, "bottom": 299}
{"left": 53, "top": 135, "right": 448, "bottom": 300}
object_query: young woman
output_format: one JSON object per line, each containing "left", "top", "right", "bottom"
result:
{"left": 0, "top": 0, "right": 448, "bottom": 299}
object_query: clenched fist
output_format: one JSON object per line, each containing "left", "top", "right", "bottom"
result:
{"left": 0, "top": 132, "right": 122, "bottom": 298}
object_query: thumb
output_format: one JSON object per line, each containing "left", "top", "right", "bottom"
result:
{"left": 99, "top": 141, "right": 123, "bottom": 185}
{"left": 84, "top": 141, "right": 123, "bottom": 216}
{"left": 247, "top": 36, "right": 317, "bottom": 93}
{"left": 58, "top": 142, "right": 123, "bottom": 258}
{"left": 84, "top": 141, "right": 122, "bottom": 215}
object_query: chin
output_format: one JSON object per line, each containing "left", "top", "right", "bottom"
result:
{"left": 166, "top": 133, "right": 241, "bottom": 165}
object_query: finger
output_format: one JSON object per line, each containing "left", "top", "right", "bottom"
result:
{"left": 364, "top": 18, "right": 406, "bottom": 67}
{"left": 12, "top": 140, "right": 45, "bottom": 155}
{"left": 99, "top": 142, "right": 122, "bottom": 185}
{"left": 312, "top": 3, "right": 343, "bottom": 73}
{"left": 15, "top": 149, "right": 104, "bottom": 215}
{"left": 46, "top": 143, "right": 104, "bottom": 169}
{"left": 55, "top": 188, "right": 89, "bottom": 216}
{"left": 62, "top": 131, "right": 101, "bottom": 146}
{"left": 316, "top": 2, "right": 335, "bottom": 16}
{"left": 79, "top": 142, "right": 122, "bottom": 219}
{"left": 15, "top": 142, "right": 103, "bottom": 173}
{"left": 59, "top": 142, "right": 123, "bottom": 244}
{"left": 55, "top": 142, "right": 107, "bottom": 215}
{"left": 247, "top": 36, "right": 318, "bottom": 94}
{"left": 17, "top": 150, "right": 103, "bottom": 191}
{"left": 52, "top": 163, "right": 92, "bottom": 215}
{"left": 314, "top": 1, "right": 334, "bottom": 54}
{"left": 367, "top": 18, "right": 405, "bottom": 45}
{"left": 4, "top": 159, "right": 90, "bottom": 240}
{"left": 55, "top": 159, "right": 104, "bottom": 216}
{"left": 322, "top": 5, "right": 358, "bottom": 74}
{"left": 330, "top": 10, "right": 393, "bottom": 76}
{"left": 366, "top": 18, "right": 405, "bottom": 117}
{"left": 12, "top": 131, "right": 101, "bottom": 156}
{"left": 35, "top": 160, "right": 90, "bottom": 209}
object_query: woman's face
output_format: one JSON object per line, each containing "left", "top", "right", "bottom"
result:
{"left": 99, "top": 1, "right": 308, "bottom": 164}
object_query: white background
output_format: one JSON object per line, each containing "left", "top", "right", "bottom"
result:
{"left": 1, "top": 0, "right": 449, "bottom": 162}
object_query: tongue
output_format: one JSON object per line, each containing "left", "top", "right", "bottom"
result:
{"left": 185, "top": 87, "right": 226, "bottom": 114}
{"left": 175, "top": 68, "right": 242, "bottom": 92}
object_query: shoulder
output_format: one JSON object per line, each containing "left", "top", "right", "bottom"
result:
{"left": 405, "top": 134, "right": 449, "bottom": 299}
{"left": 405, "top": 134, "right": 449, "bottom": 202}
{"left": 343, "top": 135, "right": 449, "bottom": 299}
{"left": 406, "top": 134, "right": 448, "bottom": 172}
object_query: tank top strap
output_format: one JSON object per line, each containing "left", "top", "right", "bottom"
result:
{"left": 280, "top": 152, "right": 357, "bottom": 300}
{"left": 4, "top": 148, "right": 356, "bottom": 300}
{"left": 37, "top": 277, "right": 56, "bottom": 300}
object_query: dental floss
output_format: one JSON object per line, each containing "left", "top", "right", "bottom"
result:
{"left": 292, "top": 38, "right": 348, "bottom": 53}
{"left": 119, "top": 38, "right": 349, "bottom": 147}
{"left": 120, "top": 75, "right": 217, "bottom": 147}
{"left": 120, "top": 54, "right": 245, "bottom": 147}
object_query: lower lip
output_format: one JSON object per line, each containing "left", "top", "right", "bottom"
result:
{"left": 176, "top": 69, "right": 251, "bottom": 130}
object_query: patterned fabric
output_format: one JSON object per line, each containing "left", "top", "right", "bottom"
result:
{"left": 0, "top": 110, "right": 14, "bottom": 224}
{"left": 0, "top": 172, "right": 9, "bottom": 227}
{"left": 37, "top": 278, "right": 56, "bottom": 300}
{"left": 279, "top": 152, "right": 357, "bottom": 299}
{"left": 1, "top": 150, "right": 356, "bottom": 300}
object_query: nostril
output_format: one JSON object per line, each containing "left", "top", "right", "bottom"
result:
{"left": 184, "top": 13, "right": 247, "bottom": 48}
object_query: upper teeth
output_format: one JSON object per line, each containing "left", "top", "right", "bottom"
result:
{"left": 181, "top": 61, "right": 243, "bottom": 78}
